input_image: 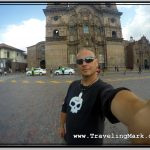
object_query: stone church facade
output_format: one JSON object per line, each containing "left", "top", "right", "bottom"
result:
{"left": 43, "top": 3, "right": 125, "bottom": 70}
{"left": 125, "top": 36, "right": 150, "bottom": 70}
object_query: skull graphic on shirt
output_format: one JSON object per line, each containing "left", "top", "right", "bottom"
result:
{"left": 69, "top": 92, "right": 83, "bottom": 113}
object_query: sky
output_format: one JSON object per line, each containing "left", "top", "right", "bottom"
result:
{"left": 0, "top": 2, "right": 150, "bottom": 52}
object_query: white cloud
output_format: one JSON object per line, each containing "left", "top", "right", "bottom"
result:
{"left": 1, "top": 18, "right": 45, "bottom": 51}
{"left": 122, "top": 5, "right": 150, "bottom": 41}
{"left": 117, "top": 4, "right": 133, "bottom": 9}
{"left": 2, "top": 5, "right": 150, "bottom": 50}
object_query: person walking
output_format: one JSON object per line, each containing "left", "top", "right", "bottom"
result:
{"left": 123, "top": 67, "right": 127, "bottom": 75}
{"left": 31, "top": 67, "right": 34, "bottom": 76}
{"left": 61, "top": 67, "right": 65, "bottom": 75}
{"left": 50, "top": 67, "right": 53, "bottom": 77}
{"left": 59, "top": 48, "right": 150, "bottom": 145}
{"left": 138, "top": 66, "right": 142, "bottom": 74}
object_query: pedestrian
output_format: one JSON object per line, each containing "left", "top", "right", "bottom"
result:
{"left": 58, "top": 66, "right": 61, "bottom": 69}
{"left": 114, "top": 66, "right": 117, "bottom": 71}
{"left": 123, "top": 67, "right": 127, "bottom": 75}
{"left": 59, "top": 48, "right": 150, "bottom": 145}
{"left": 61, "top": 67, "right": 65, "bottom": 75}
{"left": 50, "top": 67, "right": 53, "bottom": 77}
{"left": 116, "top": 65, "right": 119, "bottom": 72}
{"left": 31, "top": 67, "right": 34, "bottom": 76}
{"left": 138, "top": 66, "right": 142, "bottom": 74}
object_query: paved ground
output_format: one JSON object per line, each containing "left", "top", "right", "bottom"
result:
{"left": 0, "top": 71, "right": 150, "bottom": 146}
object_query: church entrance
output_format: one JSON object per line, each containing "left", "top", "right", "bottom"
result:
{"left": 144, "top": 59, "right": 149, "bottom": 69}
{"left": 40, "top": 60, "right": 46, "bottom": 69}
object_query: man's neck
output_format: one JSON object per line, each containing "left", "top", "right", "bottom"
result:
{"left": 81, "top": 74, "right": 98, "bottom": 86}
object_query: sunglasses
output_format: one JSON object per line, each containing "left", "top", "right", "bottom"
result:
{"left": 76, "top": 56, "right": 95, "bottom": 65}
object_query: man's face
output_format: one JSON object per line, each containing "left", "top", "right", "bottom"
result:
{"left": 76, "top": 50, "right": 98, "bottom": 77}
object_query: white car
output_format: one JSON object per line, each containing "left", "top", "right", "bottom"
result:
{"left": 26, "top": 68, "right": 46, "bottom": 76}
{"left": 54, "top": 67, "right": 75, "bottom": 75}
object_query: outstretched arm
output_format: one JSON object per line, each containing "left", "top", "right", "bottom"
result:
{"left": 111, "top": 90, "right": 150, "bottom": 144}
{"left": 59, "top": 112, "right": 67, "bottom": 138}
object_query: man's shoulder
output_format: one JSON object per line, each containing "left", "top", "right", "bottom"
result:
{"left": 67, "top": 80, "right": 81, "bottom": 91}
{"left": 97, "top": 79, "right": 113, "bottom": 88}
{"left": 70, "top": 79, "right": 112, "bottom": 88}
{"left": 70, "top": 80, "right": 81, "bottom": 86}
{"left": 69, "top": 79, "right": 113, "bottom": 90}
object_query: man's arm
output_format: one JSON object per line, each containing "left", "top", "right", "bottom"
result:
{"left": 59, "top": 112, "right": 67, "bottom": 138}
{"left": 111, "top": 90, "right": 150, "bottom": 144}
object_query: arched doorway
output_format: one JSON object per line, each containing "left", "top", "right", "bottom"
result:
{"left": 144, "top": 59, "right": 149, "bottom": 69}
{"left": 40, "top": 60, "right": 45, "bottom": 69}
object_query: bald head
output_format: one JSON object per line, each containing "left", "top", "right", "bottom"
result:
{"left": 77, "top": 48, "right": 96, "bottom": 59}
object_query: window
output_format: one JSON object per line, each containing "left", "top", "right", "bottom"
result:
{"left": 83, "top": 24, "right": 89, "bottom": 33}
{"left": 54, "top": 16, "right": 59, "bottom": 21}
{"left": 53, "top": 29, "right": 59, "bottom": 37}
{"left": 24, "top": 55, "right": 27, "bottom": 59}
{"left": 7, "top": 52, "right": 10, "bottom": 58}
{"left": 112, "top": 31, "right": 117, "bottom": 38}
{"left": 111, "top": 18, "right": 115, "bottom": 23}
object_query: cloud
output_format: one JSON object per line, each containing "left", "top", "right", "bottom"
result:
{"left": 2, "top": 5, "right": 150, "bottom": 50}
{"left": 122, "top": 5, "right": 150, "bottom": 41}
{"left": 1, "top": 18, "right": 45, "bottom": 51}
{"left": 117, "top": 4, "right": 133, "bottom": 9}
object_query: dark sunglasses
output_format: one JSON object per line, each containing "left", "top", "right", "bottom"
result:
{"left": 76, "top": 56, "right": 95, "bottom": 65}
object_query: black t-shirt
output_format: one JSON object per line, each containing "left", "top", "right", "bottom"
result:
{"left": 61, "top": 79, "right": 129, "bottom": 145}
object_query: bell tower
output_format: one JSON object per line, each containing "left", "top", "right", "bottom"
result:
{"left": 43, "top": 3, "right": 69, "bottom": 69}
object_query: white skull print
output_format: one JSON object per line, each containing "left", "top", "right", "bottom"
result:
{"left": 69, "top": 92, "right": 83, "bottom": 113}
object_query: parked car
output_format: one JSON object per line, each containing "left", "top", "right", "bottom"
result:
{"left": 0, "top": 68, "right": 8, "bottom": 76}
{"left": 26, "top": 68, "right": 46, "bottom": 76}
{"left": 54, "top": 67, "right": 75, "bottom": 75}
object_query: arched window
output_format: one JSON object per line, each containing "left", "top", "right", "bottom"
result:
{"left": 112, "top": 31, "right": 117, "bottom": 38}
{"left": 54, "top": 16, "right": 59, "bottom": 21}
{"left": 83, "top": 24, "right": 89, "bottom": 33}
{"left": 53, "top": 29, "right": 59, "bottom": 37}
{"left": 111, "top": 18, "right": 116, "bottom": 23}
